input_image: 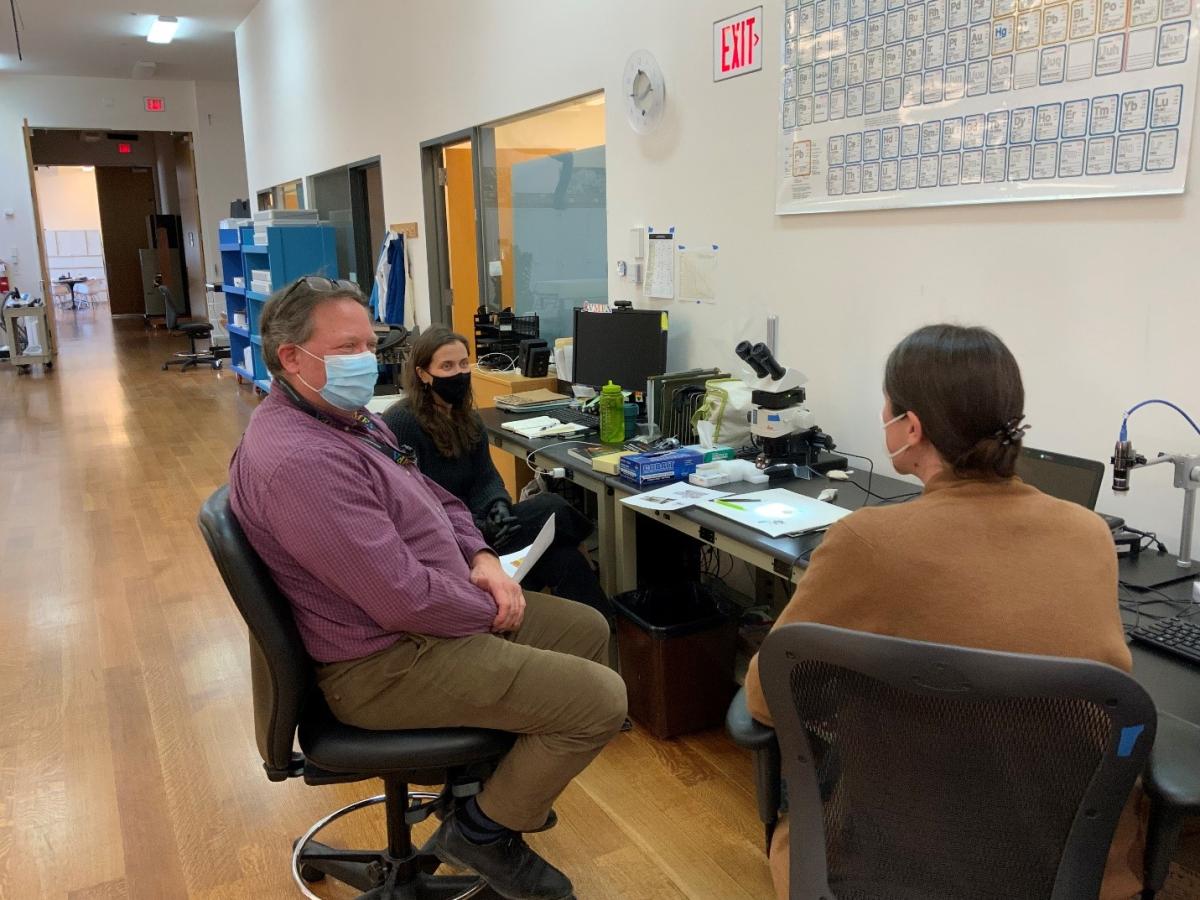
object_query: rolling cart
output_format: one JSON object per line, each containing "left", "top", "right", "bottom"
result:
{"left": 2, "top": 295, "right": 56, "bottom": 374}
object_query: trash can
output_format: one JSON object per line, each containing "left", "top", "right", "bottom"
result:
{"left": 613, "top": 583, "right": 738, "bottom": 739}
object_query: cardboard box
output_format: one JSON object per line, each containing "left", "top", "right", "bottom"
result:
{"left": 618, "top": 448, "right": 704, "bottom": 487}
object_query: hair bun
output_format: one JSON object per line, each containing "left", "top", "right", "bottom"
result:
{"left": 995, "top": 415, "right": 1031, "bottom": 446}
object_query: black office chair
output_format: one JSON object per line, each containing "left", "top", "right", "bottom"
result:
{"left": 163, "top": 321, "right": 230, "bottom": 371}
{"left": 728, "top": 623, "right": 1156, "bottom": 900}
{"left": 198, "top": 485, "right": 516, "bottom": 898}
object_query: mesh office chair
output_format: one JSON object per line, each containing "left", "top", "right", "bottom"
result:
{"left": 729, "top": 623, "right": 1156, "bottom": 900}
{"left": 198, "top": 485, "right": 517, "bottom": 899}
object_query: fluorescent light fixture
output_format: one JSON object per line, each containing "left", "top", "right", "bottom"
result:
{"left": 80, "top": 166, "right": 95, "bottom": 172}
{"left": 147, "top": 16, "right": 179, "bottom": 44}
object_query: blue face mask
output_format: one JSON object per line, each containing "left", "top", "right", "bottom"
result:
{"left": 298, "top": 346, "right": 378, "bottom": 410}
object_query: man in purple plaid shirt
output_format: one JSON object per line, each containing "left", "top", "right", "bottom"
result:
{"left": 229, "top": 277, "right": 626, "bottom": 900}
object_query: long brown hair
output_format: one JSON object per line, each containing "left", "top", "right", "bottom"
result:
{"left": 403, "top": 327, "right": 482, "bottom": 458}
{"left": 884, "top": 324, "right": 1026, "bottom": 479}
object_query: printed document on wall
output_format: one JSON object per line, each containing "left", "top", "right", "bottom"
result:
{"left": 646, "top": 232, "right": 676, "bottom": 299}
{"left": 678, "top": 245, "right": 720, "bottom": 304}
{"left": 775, "top": 0, "right": 1200, "bottom": 213}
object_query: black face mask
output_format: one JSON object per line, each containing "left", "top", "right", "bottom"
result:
{"left": 429, "top": 372, "right": 472, "bottom": 407}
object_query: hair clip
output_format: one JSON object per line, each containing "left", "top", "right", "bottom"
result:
{"left": 996, "top": 416, "right": 1031, "bottom": 446}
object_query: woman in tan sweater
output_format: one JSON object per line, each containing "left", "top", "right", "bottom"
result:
{"left": 744, "top": 323, "right": 1143, "bottom": 900}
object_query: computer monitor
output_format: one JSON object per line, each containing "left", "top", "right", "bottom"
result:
{"left": 572, "top": 307, "right": 668, "bottom": 392}
{"left": 1016, "top": 447, "right": 1105, "bottom": 509}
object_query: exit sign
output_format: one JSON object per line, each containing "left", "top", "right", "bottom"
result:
{"left": 714, "top": 6, "right": 763, "bottom": 81}
{"left": 144, "top": 97, "right": 165, "bottom": 112}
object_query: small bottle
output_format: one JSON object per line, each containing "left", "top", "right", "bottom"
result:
{"left": 599, "top": 380, "right": 625, "bottom": 444}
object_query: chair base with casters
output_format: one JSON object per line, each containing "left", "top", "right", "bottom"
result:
{"left": 163, "top": 322, "right": 230, "bottom": 371}
{"left": 197, "top": 485, "right": 533, "bottom": 899}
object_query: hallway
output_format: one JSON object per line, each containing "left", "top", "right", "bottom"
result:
{"left": 0, "top": 313, "right": 773, "bottom": 899}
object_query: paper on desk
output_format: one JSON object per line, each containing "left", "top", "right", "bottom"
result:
{"left": 499, "top": 514, "right": 555, "bottom": 583}
{"left": 366, "top": 395, "right": 402, "bottom": 415}
{"left": 621, "top": 481, "right": 732, "bottom": 512}
{"left": 697, "top": 487, "right": 852, "bottom": 538}
{"left": 501, "top": 416, "right": 588, "bottom": 437}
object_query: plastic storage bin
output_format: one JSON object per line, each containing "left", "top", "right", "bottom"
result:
{"left": 613, "top": 583, "right": 738, "bottom": 739}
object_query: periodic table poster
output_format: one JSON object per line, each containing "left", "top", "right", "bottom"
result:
{"left": 775, "top": 0, "right": 1200, "bottom": 212}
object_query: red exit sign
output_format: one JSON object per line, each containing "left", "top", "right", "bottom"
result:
{"left": 144, "top": 96, "right": 165, "bottom": 112}
{"left": 714, "top": 7, "right": 763, "bottom": 81}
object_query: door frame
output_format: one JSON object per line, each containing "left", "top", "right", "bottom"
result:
{"left": 21, "top": 120, "right": 57, "bottom": 348}
{"left": 347, "top": 155, "right": 382, "bottom": 297}
{"left": 420, "top": 128, "right": 483, "bottom": 330}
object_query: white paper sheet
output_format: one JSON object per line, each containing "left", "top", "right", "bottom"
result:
{"left": 499, "top": 514, "right": 556, "bottom": 583}
{"left": 621, "top": 481, "right": 732, "bottom": 511}
{"left": 646, "top": 232, "right": 675, "bottom": 299}
{"left": 678, "top": 245, "right": 719, "bottom": 304}
{"left": 697, "top": 487, "right": 852, "bottom": 537}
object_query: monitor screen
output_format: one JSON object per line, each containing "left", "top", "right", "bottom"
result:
{"left": 1016, "top": 447, "right": 1105, "bottom": 509}
{"left": 572, "top": 308, "right": 668, "bottom": 392}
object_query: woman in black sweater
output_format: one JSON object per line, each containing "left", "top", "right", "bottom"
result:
{"left": 382, "top": 327, "right": 610, "bottom": 617}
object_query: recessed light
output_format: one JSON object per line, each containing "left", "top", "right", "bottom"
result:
{"left": 147, "top": 15, "right": 179, "bottom": 44}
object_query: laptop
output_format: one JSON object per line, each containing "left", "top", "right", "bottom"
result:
{"left": 1016, "top": 447, "right": 1124, "bottom": 531}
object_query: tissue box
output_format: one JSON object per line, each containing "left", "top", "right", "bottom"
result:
{"left": 684, "top": 444, "right": 736, "bottom": 463}
{"left": 619, "top": 448, "right": 704, "bottom": 487}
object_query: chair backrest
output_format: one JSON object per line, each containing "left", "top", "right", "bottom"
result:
{"left": 759, "top": 623, "right": 1155, "bottom": 900}
{"left": 198, "top": 485, "right": 311, "bottom": 780}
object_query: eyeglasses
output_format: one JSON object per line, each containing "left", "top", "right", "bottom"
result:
{"left": 278, "top": 275, "right": 361, "bottom": 302}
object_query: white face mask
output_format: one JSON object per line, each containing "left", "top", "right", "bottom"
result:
{"left": 881, "top": 411, "right": 910, "bottom": 460}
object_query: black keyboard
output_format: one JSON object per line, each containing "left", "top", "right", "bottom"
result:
{"left": 1129, "top": 618, "right": 1200, "bottom": 665}
{"left": 551, "top": 407, "right": 600, "bottom": 431}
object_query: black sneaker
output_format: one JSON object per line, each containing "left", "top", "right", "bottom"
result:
{"left": 432, "top": 813, "right": 573, "bottom": 900}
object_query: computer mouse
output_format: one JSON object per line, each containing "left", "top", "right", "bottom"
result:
{"left": 826, "top": 469, "right": 850, "bottom": 481}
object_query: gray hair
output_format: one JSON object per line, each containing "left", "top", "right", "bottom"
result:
{"left": 259, "top": 278, "right": 368, "bottom": 381}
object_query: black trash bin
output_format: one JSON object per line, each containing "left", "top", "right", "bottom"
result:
{"left": 613, "top": 583, "right": 738, "bottom": 739}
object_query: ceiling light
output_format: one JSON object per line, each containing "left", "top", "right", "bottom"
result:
{"left": 81, "top": 166, "right": 95, "bottom": 172}
{"left": 147, "top": 16, "right": 179, "bottom": 44}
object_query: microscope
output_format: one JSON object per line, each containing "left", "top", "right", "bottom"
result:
{"left": 735, "top": 340, "right": 846, "bottom": 479}
{"left": 1110, "top": 399, "right": 1200, "bottom": 587}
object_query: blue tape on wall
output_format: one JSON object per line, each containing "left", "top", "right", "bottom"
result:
{"left": 1117, "top": 724, "right": 1145, "bottom": 758}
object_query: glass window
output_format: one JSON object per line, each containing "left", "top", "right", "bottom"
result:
{"left": 478, "top": 93, "right": 606, "bottom": 344}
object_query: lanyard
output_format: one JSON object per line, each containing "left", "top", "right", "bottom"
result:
{"left": 277, "top": 378, "right": 416, "bottom": 467}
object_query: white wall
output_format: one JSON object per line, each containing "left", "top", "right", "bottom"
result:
{"left": 237, "top": 0, "right": 1200, "bottom": 558}
{"left": 32, "top": 166, "right": 101, "bottom": 230}
{"left": 0, "top": 75, "right": 248, "bottom": 298}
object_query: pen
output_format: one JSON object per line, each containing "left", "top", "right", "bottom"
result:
{"left": 722, "top": 497, "right": 763, "bottom": 502}
{"left": 716, "top": 499, "right": 753, "bottom": 511}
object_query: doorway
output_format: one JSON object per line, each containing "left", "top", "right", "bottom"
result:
{"left": 27, "top": 127, "right": 208, "bottom": 325}
{"left": 309, "top": 158, "right": 387, "bottom": 298}
{"left": 421, "top": 132, "right": 482, "bottom": 353}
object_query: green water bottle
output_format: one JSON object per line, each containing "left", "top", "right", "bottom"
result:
{"left": 599, "top": 380, "right": 625, "bottom": 444}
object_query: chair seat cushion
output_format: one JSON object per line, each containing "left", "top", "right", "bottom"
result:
{"left": 299, "top": 709, "right": 515, "bottom": 779}
{"left": 179, "top": 323, "right": 213, "bottom": 335}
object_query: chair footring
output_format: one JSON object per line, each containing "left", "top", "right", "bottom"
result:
{"left": 293, "top": 791, "right": 487, "bottom": 900}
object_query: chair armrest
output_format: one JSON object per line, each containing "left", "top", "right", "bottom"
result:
{"left": 728, "top": 687, "right": 782, "bottom": 844}
{"left": 727, "top": 686, "right": 777, "bottom": 751}
{"left": 1145, "top": 712, "right": 1200, "bottom": 813}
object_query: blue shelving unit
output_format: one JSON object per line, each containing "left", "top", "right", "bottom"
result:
{"left": 221, "top": 222, "right": 338, "bottom": 394}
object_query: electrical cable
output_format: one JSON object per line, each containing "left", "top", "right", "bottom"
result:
{"left": 1118, "top": 399, "right": 1200, "bottom": 441}
{"left": 523, "top": 439, "right": 590, "bottom": 478}
{"left": 835, "top": 449, "right": 923, "bottom": 508}
{"left": 475, "top": 352, "right": 516, "bottom": 372}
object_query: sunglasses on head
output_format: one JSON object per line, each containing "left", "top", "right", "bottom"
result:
{"left": 279, "top": 275, "right": 360, "bottom": 301}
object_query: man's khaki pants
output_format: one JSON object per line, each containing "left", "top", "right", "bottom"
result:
{"left": 316, "top": 592, "right": 627, "bottom": 832}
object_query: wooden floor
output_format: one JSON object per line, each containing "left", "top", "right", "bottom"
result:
{"left": 0, "top": 310, "right": 775, "bottom": 899}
